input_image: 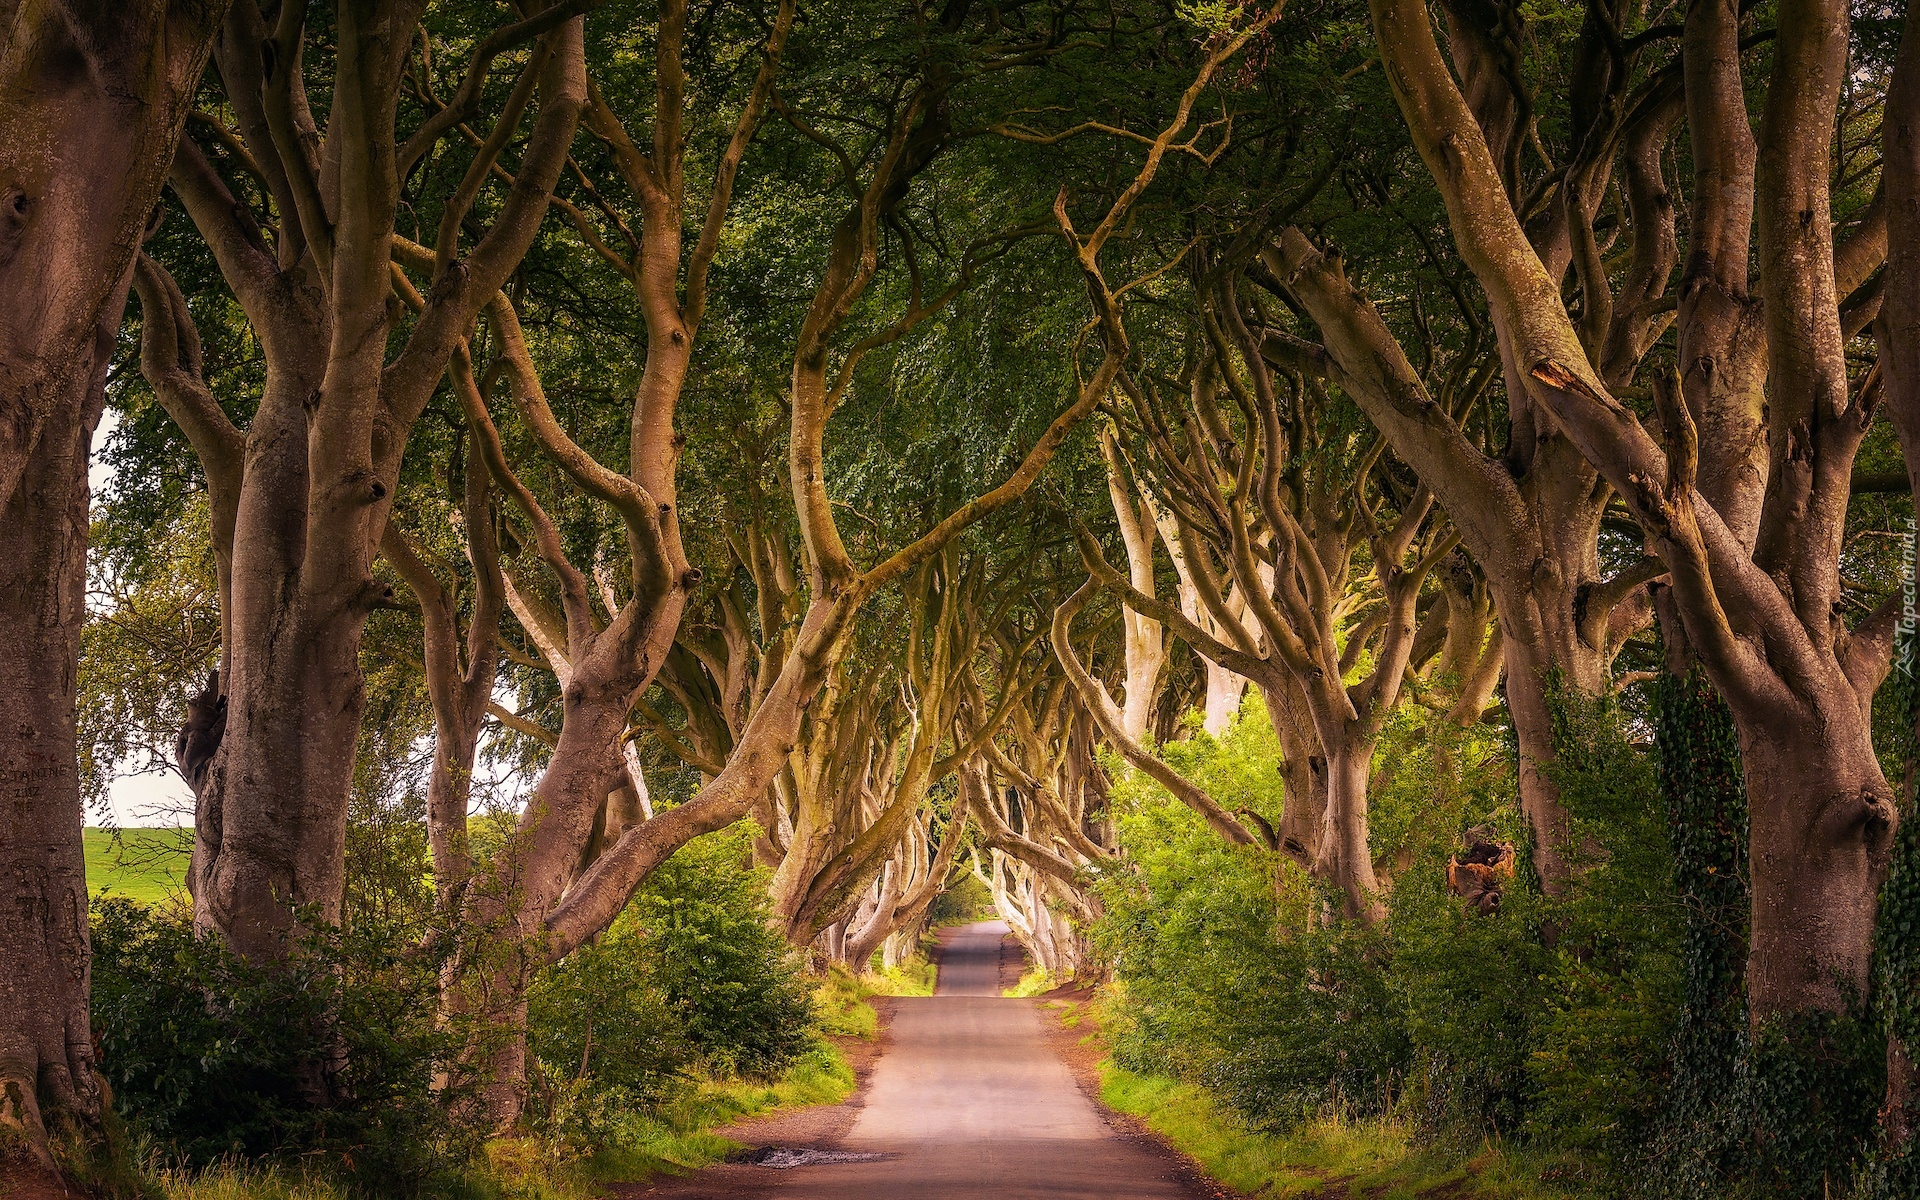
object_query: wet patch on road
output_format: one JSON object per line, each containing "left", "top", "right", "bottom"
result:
{"left": 729, "top": 1145, "right": 891, "bottom": 1169}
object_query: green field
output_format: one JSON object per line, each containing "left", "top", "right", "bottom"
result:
{"left": 84, "top": 827, "right": 192, "bottom": 906}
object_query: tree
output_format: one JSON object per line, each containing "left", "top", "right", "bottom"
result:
{"left": 1067, "top": 295, "right": 1461, "bottom": 922}
{"left": 138, "top": 0, "right": 587, "bottom": 964}
{"left": 429, "top": 0, "right": 1227, "bottom": 1121}
{"left": 1368, "top": 0, "right": 1895, "bottom": 1052}
{"left": 0, "top": 0, "right": 225, "bottom": 1157}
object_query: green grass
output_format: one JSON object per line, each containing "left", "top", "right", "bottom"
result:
{"left": 84, "top": 827, "right": 191, "bottom": 905}
{"left": 862, "top": 949, "right": 938, "bottom": 996}
{"left": 151, "top": 1162, "right": 354, "bottom": 1200}
{"left": 811, "top": 951, "right": 939, "bottom": 1032}
{"left": 1041, "top": 995, "right": 1595, "bottom": 1200}
{"left": 1098, "top": 1065, "right": 1597, "bottom": 1199}
{"left": 589, "top": 1042, "right": 858, "bottom": 1178}
{"left": 1002, "top": 966, "right": 1056, "bottom": 997}
{"left": 146, "top": 1039, "right": 865, "bottom": 1200}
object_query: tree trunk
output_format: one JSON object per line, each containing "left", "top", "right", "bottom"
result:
{"left": 1497, "top": 578, "right": 1610, "bottom": 891}
{"left": 1314, "top": 741, "right": 1385, "bottom": 924}
{"left": 1102, "top": 430, "right": 1164, "bottom": 741}
{"left": 1740, "top": 710, "right": 1892, "bottom": 1021}
{"left": 0, "top": 0, "right": 225, "bottom": 1152}
{"left": 0, "top": 291, "right": 112, "bottom": 1155}
{"left": 1202, "top": 665, "right": 1248, "bottom": 735}
{"left": 177, "top": 332, "right": 366, "bottom": 959}
{"left": 1260, "top": 675, "right": 1324, "bottom": 866}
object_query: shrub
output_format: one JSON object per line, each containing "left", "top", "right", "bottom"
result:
{"left": 639, "top": 829, "right": 815, "bottom": 1079}
{"left": 1090, "top": 682, "right": 1694, "bottom": 1185}
{"left": 525, "top": 824, "right": 815, "bottom": 1145}
{"left": 1092, "top": 706, "right": 1410, "bottom": 1127}
{"left": 89, "top": 898, "right": 477, "bottom": 1196}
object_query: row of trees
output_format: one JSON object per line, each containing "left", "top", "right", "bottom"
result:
{"left": 2, "top": 0, "right": 1916, "bottom": 1190}
{"left": 0, "top": 0, "right": 1255, "bottom": 1153}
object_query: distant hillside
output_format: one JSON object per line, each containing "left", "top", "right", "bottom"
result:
{"left": 84, "top": 828, "right": 191, "bottom": 906}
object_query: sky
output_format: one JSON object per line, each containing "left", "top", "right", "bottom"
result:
{"left": 104, "top": 770, "right": 197, "bottom": 828}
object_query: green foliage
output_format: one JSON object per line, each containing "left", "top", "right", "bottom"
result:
{"left": 640, "top": 844, "right": 815, "bottom": 1080}
{"left": 525, "top": 826, "right": 815, "bottom": 1147}
{"left": 79, "top": 500, "right": 222, "bottom": 819}
{"left": 811, "top": 970, "right": 882, "bottom": 1039}
{"left": 1092, "top": 684, "right": 1692, "bottom": 1189}
{"left": 927, "top": 870, "right": 992, "bottom": 924}
{"left": 1097, "top": 1052, "right": 1590, "bottom": 1199}
{"left": 1519, "top": 681, "right": 1682, "bottom": 1164}
{"left": 89, "top": 899, "right": 479, "bottom": 1196}
{"left": 1643, "top": 667, "right": 1751, "bottom": 1194}
{"left": 1093, "top": 704, "right": 1411, "bottom": 1126}
{"left": 1737, "top": 1012, "right": 1884, "bottom": 1199}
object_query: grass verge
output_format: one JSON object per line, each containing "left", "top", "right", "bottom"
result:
{"left": 147, "top": 971, "right": 884, "bottom": 1200}
{"left": 1054, "top": 994, "right": 1596, "bottom": 1200}
{"left": 1001, "top": 966, "right": 1055, "bottom": 998}
{"left": 490, "top": 1039, "right": 860, "bottom": 1195}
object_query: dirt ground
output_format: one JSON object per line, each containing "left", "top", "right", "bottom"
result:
{"left": 0, "top": 1153, "right": 78, "bottom": 1200}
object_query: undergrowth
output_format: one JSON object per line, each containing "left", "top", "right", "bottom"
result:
{"left": 1002, "top": 966, "right": 1056, "bottom": 997}
{"left": 1061, "top": 989, "right": 1595, "bottom": 1199}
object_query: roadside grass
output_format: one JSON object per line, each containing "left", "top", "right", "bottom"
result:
{"left": 483, "top": 1037, "right": 861, "bottom": 1196}
{"left": 1052, "top": 995, "right": 1597, "bottom": 1200}
{"left": 152, "top": 1161, "right": 359, "bottom": 1200}
{"left": 1001, "top": 966, "right": 1055, "bottom": 997}
{"left": 147, "top": 969, "right": 883, "bottom": 1200}
{"left": 84, "top": 827, "right": 191, "bottom": 906}
{"left": 864, "top": 948, "right": 938, "bottom": 996}
{"left": 813, "top": 946, "right": 940, "bottom": 1022}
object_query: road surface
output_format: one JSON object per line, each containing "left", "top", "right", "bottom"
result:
{"left": 727, "top": 920, "right": 1209, "bottom": 1199}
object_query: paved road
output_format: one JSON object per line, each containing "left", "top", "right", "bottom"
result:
{"left": 763, "top": 920, "right": 1205, "bottom": 1199}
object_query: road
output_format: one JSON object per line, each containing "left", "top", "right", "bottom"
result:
{"left": 717, "top": 920, "right": 1210, "bottom": 1199}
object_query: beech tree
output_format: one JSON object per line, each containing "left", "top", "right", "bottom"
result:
{"left": 0, "top": 0, "right": 225, "bottom": 1156}
{"left": 1064, "top": 308, "right": 1464, "bottom": 922}
{"left": 401, "top": 0, "right": 1265, "bottom": 1121}
{"left": 1100, "top": 427, "right": 1170, "bottom": 740}
{"left": 963, "top": 628, "right": 1115, "bottom": 976}
{"left": 1358, "top": 0, "right": 1897, "bottom": 1063}
{"left": 134, "top": 0, "right": 588, "bottom": 964}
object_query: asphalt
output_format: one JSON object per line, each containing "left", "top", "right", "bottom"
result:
{"left": 759, "top": 920, "right": 1207, "bottom": 1199}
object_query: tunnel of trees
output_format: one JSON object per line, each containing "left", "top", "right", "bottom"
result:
{"left": 0, "top": 0, "right": 1916, "bottom": 1196}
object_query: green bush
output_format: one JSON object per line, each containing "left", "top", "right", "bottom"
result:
{"left": 1092, "top": 703, "right": 1411, "bottom": 1127}
{"left": 1090, "top": 686, "right": 1696, "bottom": 1186}
{"left": 640, "top": 831, "right": 815, "bottom": 1079}
{"left": 525, "top": 824, "right": 815, "bottom": 1143}
{"left": 89, "top": 898, "right": 477, "bottom": 1196}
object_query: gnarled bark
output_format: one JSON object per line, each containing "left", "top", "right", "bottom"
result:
{"left": 1365, "top": 0, "right": 1897, "bottom": 1022}
{"left": 153, "top": 3, "right": 587, "bottom": 962}
{"left": 0, "top": 0, "right": 226, "bottom": 1154}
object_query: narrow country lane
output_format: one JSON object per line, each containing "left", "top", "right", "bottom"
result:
{"left": 633, "top": 920, "right": 1218, "bottom": 1200}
